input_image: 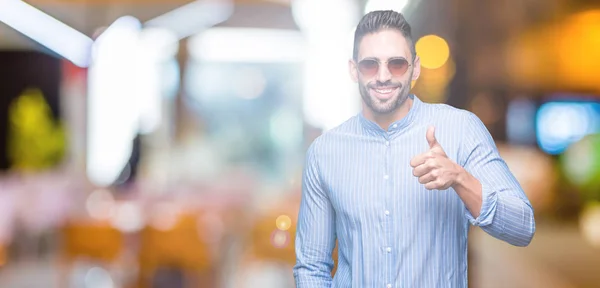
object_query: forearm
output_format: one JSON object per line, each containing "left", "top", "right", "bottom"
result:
{"left": 452, "top": 165, "right": 483, "bottom": 218}
{"left": 454, "top": 167, "right": 535, "bottom": 246}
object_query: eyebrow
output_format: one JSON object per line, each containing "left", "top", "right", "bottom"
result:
{"left": 360, "top": 56, "right": 409, "bottom": 62}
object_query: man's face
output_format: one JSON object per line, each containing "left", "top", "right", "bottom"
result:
{"left": 349, "top": 29, "right": 421, "bottom": 115}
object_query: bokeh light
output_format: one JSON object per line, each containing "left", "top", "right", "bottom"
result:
{"left": 84, "top": 267, "right": 115, "bottom": 288}
{"left": 415, "top": 34, "right": 450, "bottom": 69}
{"left": 556, "top": 10, "right": 600, "bottom": 91}
{"left": 270, "top": 229, "right": 290, "bottom": 248}
{"left": 561, "top": 134, "right": 600, "bottom": 198}
{"left": 275, "top": 215, "right": 292, "bottom": 231}
{"left": 536, "top": 101, "right": 600, "bottom": 155}
{"left": 580, "top": 202, "right": 600, "bottom": 248}
{"left": 110, "top": 201, "right": 144, "bottom": 233}
{"left": 506, "top": 9, "right": 600, "bottom": 92}
{"left": 85, "top": 189, "right": 116, "bottom": 220}
{"left": 149, "top": 202, "right": 181, "bottom": 231}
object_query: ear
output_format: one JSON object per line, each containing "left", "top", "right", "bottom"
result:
{"left": 411, "top": 55, "right": 421, "bottom": 81}
{"left": 349, "top": 59, "right": 359, "bottom": 83}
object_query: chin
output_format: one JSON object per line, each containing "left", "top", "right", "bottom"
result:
{"left": 369, "top": 94, "right": 403, "bottom": 114}
{"left": 369, "top": 101, "right": 398, "bottom": 114}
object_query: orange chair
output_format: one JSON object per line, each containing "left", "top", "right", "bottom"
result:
{"left": 0, "top": 243, "right": 6, "bottom": 268}
{"left": 59, "top": 221, "right": 125, "bottom": 287}
{"left": 61, "top": 221, "right": 123, "bottom": 262}
{"left": 136, "top": 212, "right": 217, "bottom": 288}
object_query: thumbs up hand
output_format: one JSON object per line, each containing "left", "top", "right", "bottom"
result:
{"left": 410, "top": 126, "right": 460, "bottom": 190}
{"left": 426, "top": 126, "right": 445, "bottom": 156}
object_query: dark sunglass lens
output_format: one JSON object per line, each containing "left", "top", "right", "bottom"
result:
{"left": 388, "top": 59, "right": 409, "bottom": 76}
{"left": 358, "top": 60, "right": 379, "bottom": 77}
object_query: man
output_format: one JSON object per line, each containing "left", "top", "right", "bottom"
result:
{"left": 293, "top": 10, "right": 535, "bottom": 288}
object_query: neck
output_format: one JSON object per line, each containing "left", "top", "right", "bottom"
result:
{"left": 363, "top": 96, "right": 414, "bottom": 131}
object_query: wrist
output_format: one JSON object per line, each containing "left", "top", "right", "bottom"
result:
{"left": 452, "top": 164, "right": 468, "bottom": 189}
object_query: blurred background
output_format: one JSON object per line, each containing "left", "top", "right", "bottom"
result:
{"left": 0, "top": 0, "right": 599, "bottom": 287}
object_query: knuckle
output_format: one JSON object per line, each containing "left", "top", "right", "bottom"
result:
{"left": 426, "top": 159, "right": 436, "bottom": 169}
{"left": 436, "top": 179, "right": 445, "bottom": 188}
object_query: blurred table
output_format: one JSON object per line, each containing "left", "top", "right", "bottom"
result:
{"left": 470, "top": 221, "right": 600, "bottom": 288}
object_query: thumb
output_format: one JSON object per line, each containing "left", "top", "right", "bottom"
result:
{"left": 426, "top": 126, "right": 439, "bottom": 148}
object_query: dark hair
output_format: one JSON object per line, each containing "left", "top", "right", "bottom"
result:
{"left": 353, "top": 10, "right": 416, "bottom": 61}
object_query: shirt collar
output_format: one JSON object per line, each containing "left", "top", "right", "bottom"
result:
{"left": 358, "top": 94, "right": 422, "bottom": 138}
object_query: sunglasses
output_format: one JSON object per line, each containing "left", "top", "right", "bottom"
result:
{"left": 357, "top": 57, "right": 412, "bottom": 78}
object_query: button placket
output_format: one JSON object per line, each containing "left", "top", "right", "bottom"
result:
{"left": 383, "top": 136, "right": 393, "bottom": 287}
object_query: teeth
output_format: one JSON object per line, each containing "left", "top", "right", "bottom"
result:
{"left": 375, "top": 88, "right": 393, "bottom": 93}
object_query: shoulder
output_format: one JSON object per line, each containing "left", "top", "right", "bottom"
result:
{"left": 415, "top": 98, "right": 489, "bottom": 133}
{"left": 416, "top": 98, "right": 492, "bottom": 146}
{"left": 418, "top": 100, "right": 476, "bottom": 122}
{"left": 306, "top": 115, "right": 361, "bottom": 154}
{"left": 411, "top": 102, "right": 472, "bottom": 139}
{"left": 425, "top": 102, "right": 489, "bottom": 134}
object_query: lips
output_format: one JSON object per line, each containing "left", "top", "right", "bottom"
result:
{"left": 370, "top": 86, "right": 399, "bottom": 101}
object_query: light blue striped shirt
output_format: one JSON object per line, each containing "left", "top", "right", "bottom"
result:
{"left": 293, "top": 95, "right": 535, "bottom": 288}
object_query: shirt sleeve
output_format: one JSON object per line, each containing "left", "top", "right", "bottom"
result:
{"left": 293, "top": 141, "right": 337, "bottom": 287}
{"left": 459, "top": 111, "right": 536, "bottom": 247}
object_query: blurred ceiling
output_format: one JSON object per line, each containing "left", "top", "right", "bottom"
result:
{"left": 0, "top": 0, "right": 451, "bottom": 50}
{"left": 0, "top": 1, "right": 181, "bottom": 49}
{"left": 0, "top": 0, "right": 301, "bottom": 49}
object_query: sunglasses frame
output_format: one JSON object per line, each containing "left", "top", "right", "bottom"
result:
{"left": 356, "top": 57, "right": 412, "bottom": 78}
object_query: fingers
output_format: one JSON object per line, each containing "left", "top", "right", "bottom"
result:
{"left": 413, "top": 160, "right": 446, "bottom": 190}
{"left": 424, "top": 180, "right": 442, "bottom": 190}
{"left": 418, "top": 172, "right": 436, "bottom": 184}
{"left": 412, "top": 159, "right": 437, "bottom": 177}
{"left": 410, "top": 151, "right": 436, "bottom": 168}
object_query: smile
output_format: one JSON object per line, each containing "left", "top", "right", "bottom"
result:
{"left": 371, "top": 87, "right": 399, "bottom": 100}
{"left": 374, "top": 88, "right": 395, "bottom": 94}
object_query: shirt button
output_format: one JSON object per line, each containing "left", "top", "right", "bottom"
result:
{"left": 385, "top": 210, "right": 390, "bottom": 216}
{"left": 392, "top": 124, "right": 397, "bottom": 128}
{"left": 386, "top": 247, "right": 392, "bottom": 253}
{"left": 387, "top": 284, "right": 392, "bottom": 288}
{"left": 385, "top": 141, "right": 390, "bottom": 146}
{"left": 383, "top": 175, "right": 389, "bottom": 180}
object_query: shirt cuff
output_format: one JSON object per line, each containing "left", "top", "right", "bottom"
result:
{"left": 465, "top": 182, "right": 498, "bottom": 226}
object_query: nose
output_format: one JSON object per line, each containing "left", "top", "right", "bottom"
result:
{"left": 376, "top": 63, "right": 392, "bottom": 83}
